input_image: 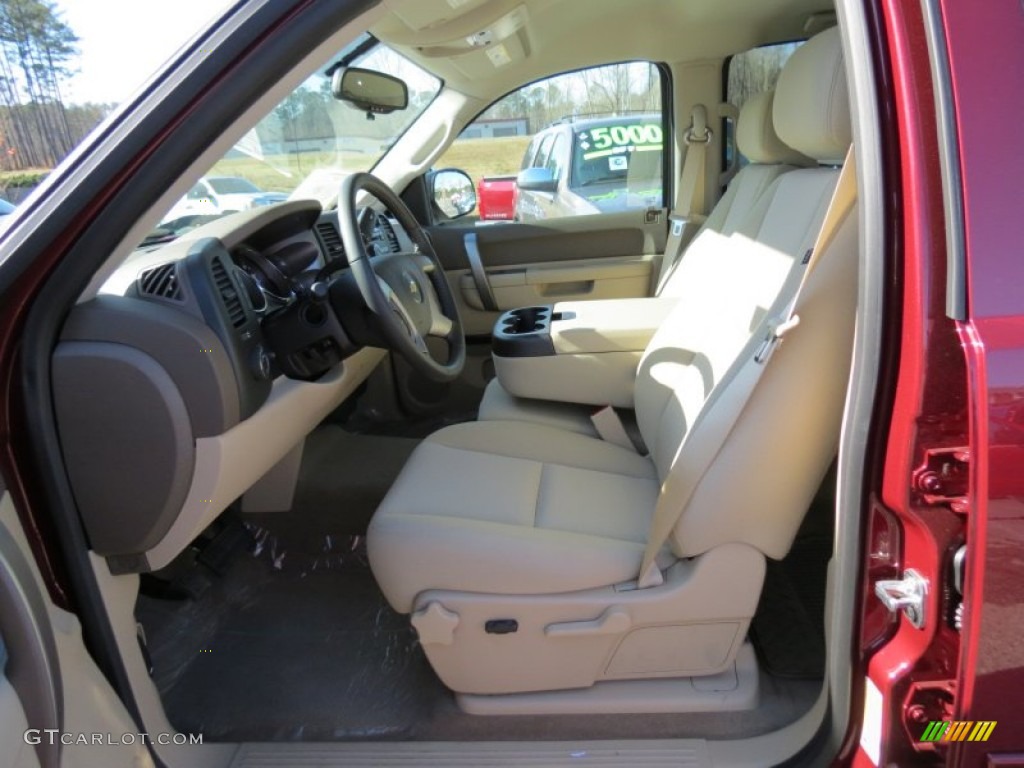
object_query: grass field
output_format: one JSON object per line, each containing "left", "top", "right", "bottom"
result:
{"left": 434, "top": 136, "right": 532, "bottom": 182}
{"left": 207, "top": 152, "right": 367, "bottom": 193}
{"left": 205, "top": 135, "right": 533, "bottom": 195}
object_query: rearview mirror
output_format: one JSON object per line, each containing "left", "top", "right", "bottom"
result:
{"left": 332, "top": 67, "right": 408, "bottom": 115}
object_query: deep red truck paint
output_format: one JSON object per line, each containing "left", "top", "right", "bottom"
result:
{"left": 941, "top": 0, "right": 1024, "bottom": 763}
{"left": 843, "top": 0, "right": 1024, "bottom": 765}
{"left": 477, "top": 176, "right": 517, "bottom": 220}
{"left": 843, "top": 0, "right": 969, "bottom": 765}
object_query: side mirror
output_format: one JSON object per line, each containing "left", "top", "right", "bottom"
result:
{"left": 516, "top": 167, "right": 557, "bottom": 193}
{"left": 332, "top": 67, "right": 408, "bottom": 115}
{"left": 432, "top": 168, "right": 477, "bottom": 219}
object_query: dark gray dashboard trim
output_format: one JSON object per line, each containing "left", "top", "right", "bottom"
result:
{"left": 8, "top": 0, "right": 380, "bottom": 726}
{"left": 62, "top": 295, "right": 241, "bottom": 436}
{"left": 463, "top": 232, "right": 498, "bottom": 311}
{"left": 52, "top": 342, "right": 197, "bottom": 560}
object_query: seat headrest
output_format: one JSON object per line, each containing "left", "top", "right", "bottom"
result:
{"left": 773, "top": 27, "right": 852, "bottom": 164}
{"left": 737, "top": 91, "right": 813, "bottom": 166}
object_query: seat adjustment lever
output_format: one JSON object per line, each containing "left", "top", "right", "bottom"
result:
{"left": 544, "top": 608, "right": 631, "bottom": 638}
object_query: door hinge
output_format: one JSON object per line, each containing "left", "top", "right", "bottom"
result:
{"left": 875, "top": 569, "right": 928, "bottom": 629}
{"left": 912, "top": 446, "right": 970, "bottom": 513}
{"left": 903, "top": 680, "right": 956, "bottom": 753}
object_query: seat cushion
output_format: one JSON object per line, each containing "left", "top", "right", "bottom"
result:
{"left": 477, "top": 378, "right": 599, "bottom": 437}
{"left": 368, "top": 421, "right": 658, "bottom": 612}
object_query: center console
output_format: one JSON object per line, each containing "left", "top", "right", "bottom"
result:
{"left": 491, "top": 297, "right": 679, "bottom": 407}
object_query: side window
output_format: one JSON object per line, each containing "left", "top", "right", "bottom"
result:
{"left": 520, "top": 136, "right": 540, "bottom": 171}
{"left": 722, "top": 41, "right": 802, "bottom": 170}
{"left": 546, "top": 133, "right": 567, "bottom": 180}
{"left": 437, "top": 60, "right": 666, "bottom": 223}
{"left": 533, "top": 133, "right": 555, "bottom": 170}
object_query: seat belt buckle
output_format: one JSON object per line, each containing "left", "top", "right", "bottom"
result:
{"left": 669, "top": 213, "right": 705, "bottom": 237}
{"left": 591, "top": 406, "right": 637, "bottom": 452}
{"left": 754, "top": 315, "right": 801, "bottom": 364}
{"left": 636, "top": 560, "right": 665, "bottom": 589}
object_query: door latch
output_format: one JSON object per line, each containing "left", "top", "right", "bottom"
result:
{"left": 875, "top": 569, "right": 928, "bottom": 629}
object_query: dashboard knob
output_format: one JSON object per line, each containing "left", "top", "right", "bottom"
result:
{"left": 309, "top": 281, "right": 330, "bottom": 302}
{"left": 249, "top": 343, "right": 273, "bottom": 380}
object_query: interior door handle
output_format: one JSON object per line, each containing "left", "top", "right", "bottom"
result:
{"left": 463, "top": 232, "right": 498, "bottom": 312}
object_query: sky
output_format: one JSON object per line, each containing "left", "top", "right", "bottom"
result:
{"left": 55, "top": 0, "right": 234, "bottom": 105}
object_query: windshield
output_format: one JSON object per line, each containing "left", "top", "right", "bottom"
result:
{"left": 206, "top": 177, "right": 261, "bottom": 194}
{"left": 151, "top": 36, "right": 440, "bottom": 242}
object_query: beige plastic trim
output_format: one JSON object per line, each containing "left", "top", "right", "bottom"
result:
{"left": 492, "top": 297, "right": 677, "bottom": 407}
{"left": 143, "top": 347, "right": 385, "bottom": 570}
{"left": 49, "top": 609, "right": 159, "bottom": 768}
{"left": 457, "top": 642, "right": 758, "bottom": 715}
{"left": 241, "top": 439, "right": 305, "bottom": 514}
{"left": 0, "top": 495, "right": 157, "bottom": 768}
{"left": 89, "top": 558, "right": 237, "bottom": 768}
{"left": 229, "top": 740, "right": 712, "bottom": 767}
{"left": 455, "top": 255, "right": 655, "bottom": 313}
{"left": 493, "top": 350, "right": 642, "bottom": 408}
{"left": 413, "top": 543, "right": 764, "bottom": 695}
{"left": 550, "top": 297, "right": 679, "bottom": 354}
{"left": 0, "top": 674, "right": 37, "bottom": 768}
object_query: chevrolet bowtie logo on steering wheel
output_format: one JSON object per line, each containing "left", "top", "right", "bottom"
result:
{"left": 402, "top": 270, "right": 423, "bottom": 303}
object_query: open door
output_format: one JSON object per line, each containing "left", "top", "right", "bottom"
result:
{"left": 0, "top": 485, "right": 153, "bottom": 768}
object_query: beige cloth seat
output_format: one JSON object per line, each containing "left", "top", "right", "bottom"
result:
{"left": 660, "top": 88, "right": 814, "bottom": 292}
{"left": 370, "top": 420, "right": 659, "bottom": 612}
{"left": 367, "top": 27, "right": 854, "bottom": 697}
{"left": 477, "top": 88, "right": 813, "bottom": 435}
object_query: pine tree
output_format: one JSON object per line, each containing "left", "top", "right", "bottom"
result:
{"left": 0, "top": 0, "right": 79, "bottom": 171}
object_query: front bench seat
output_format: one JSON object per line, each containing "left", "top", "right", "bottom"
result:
{"left": 367, "top": 27, "right": 854, "bottom": 697}
{"left": 476, "top": 87, "right": 813, "bottom": 437}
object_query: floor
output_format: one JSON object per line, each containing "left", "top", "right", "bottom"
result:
{"left": 136, "top": 426, "right": 826, "bottom": 744}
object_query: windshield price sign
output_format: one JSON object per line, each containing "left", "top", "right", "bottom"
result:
{"left": 579, "top": 123, "right": 662, "bottom": 160}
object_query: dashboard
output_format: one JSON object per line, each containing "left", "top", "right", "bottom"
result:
{"left": 53, "top": 200, "right": 406, "bottom": 574}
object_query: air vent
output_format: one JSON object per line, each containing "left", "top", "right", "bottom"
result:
{"left": 315, "top": 220, "right": 345, "bottom": 259}
{"left": 138, "top": 263, "right": 183, "bottom": 301}
{"left": 210, "top": 258, "right": 246, "bottom": 328}
{"left": 380, "top": 216, "right": 400, "bottom": 253}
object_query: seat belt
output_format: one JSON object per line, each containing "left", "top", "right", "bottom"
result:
{"left": 656, "top": 104, "right": 711, "bottom": 292}
{"left": 591, "top": 406, "right": 648, "bottom": 454}
{"left": 637, "top": 144, "right": 857, "bottom": 588}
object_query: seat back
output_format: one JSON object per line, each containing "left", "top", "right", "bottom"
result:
{"left": 634, "top": 26, "right": 855, "bottom": 560}
{"left": 659, "top": 89, "right": 812, "bottom": 295}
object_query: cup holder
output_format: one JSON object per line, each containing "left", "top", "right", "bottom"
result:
{"left": 493, "top": 305, "right": 556, "bottom": 357}
{"left": 501, "top": 306, "right": 551, "bottom": 335}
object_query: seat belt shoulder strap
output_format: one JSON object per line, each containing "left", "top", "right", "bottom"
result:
{"left": 656, "top": 105, "right": 712, "bottom": 291}
{"left": 637, "top": 144, "right": 857, "bottom": 587}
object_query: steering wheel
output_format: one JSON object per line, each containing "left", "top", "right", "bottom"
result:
{"left": 338, "top": 172, "right": 466, "bottom": 382}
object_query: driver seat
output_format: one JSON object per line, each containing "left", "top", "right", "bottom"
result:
{"left": 367, "top": 28, "right": 855, "bottom": 698}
